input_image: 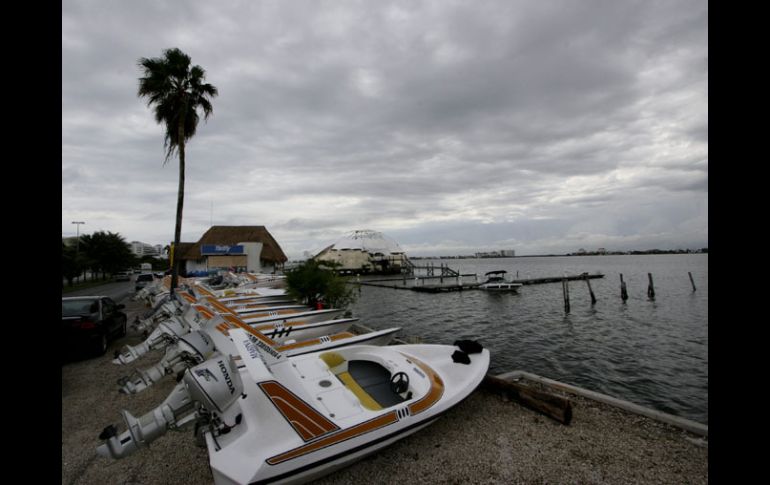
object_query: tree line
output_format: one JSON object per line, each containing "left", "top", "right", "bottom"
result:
{"left": 61, "top": 231, "right": 160, "bottom": 287}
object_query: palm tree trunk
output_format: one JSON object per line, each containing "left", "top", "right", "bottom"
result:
{"left": 170, "top": 116, "right": 186, "bottom": 298}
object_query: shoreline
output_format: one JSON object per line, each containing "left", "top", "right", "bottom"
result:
{"left": 62, "top": 297, "right": 707, "bottom": 484}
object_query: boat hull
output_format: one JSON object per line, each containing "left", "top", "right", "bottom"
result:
{"left": 206, "top": 343, "right": 490, "bottom": 484}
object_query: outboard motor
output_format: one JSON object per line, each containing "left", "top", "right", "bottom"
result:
{"left": 118, "top": 331, "right": 217, "bottom": 394}
{"left": 113, "top": 316, "right": 190, "bottom": 365}
{"left": 97, "top": 355, "right": 244, "bottom": 460}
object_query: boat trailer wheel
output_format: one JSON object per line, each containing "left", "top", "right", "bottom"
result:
{"left": 390, "top": 372, "right": 409, "bottom": 394}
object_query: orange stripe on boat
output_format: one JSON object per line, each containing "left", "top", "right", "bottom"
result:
{"left": 252, "top": 320, "right": 308, "bottom": 332}
{"left": 259, "top": 381, "right": 339, "bottom": 442}
{"left": 405, "top": 355, "right": 445, "bottom": 415}
{"left": 264, "top": 355, "right": 443, "bottom": 465}
{"left": 207, "top": 299, "right": 238, "bottom": 315}
{"left": 245, "top": 309, "right": 302, "bottom": 319}
{"left": 267, "top": 411, "right": 399, "bottom": 465}
{"left": 192, "top": 305, "right": 216, "bottom": 319}
{"left": 222, "top": 314, "right": 278, "bottom": 347}
{"left": 276, "top": 332, "right": 355, "bottom": 351}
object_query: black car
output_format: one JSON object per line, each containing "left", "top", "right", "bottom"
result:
{"left": 135, "top": 273, "right": 155, "bottom": 292}
{"left": 61, "top": 296, "right": 127, "bottom": 356}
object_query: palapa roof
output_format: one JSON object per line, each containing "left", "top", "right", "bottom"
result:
{"left": 173, "top": 242, "right": 197, "bottom": 260}
{"left": 184, "top": 226, "right": 288, "bottom": 263}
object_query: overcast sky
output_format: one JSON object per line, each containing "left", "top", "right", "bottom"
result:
{"left": 62, "top": 0, "right": 707, "bottom": 259}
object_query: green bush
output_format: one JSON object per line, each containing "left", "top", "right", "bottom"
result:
{"left": 285, "top": 260, "right": 356, "bottom": 309}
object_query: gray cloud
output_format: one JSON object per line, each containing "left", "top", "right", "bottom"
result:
{"left": 62, "top": 0, "right": 708, "bottom": 258}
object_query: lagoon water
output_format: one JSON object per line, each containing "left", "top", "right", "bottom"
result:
{"left": 348, "top": 254, "right": 708, "bottom": 425}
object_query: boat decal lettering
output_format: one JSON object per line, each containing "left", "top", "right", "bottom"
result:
{"left": 217, "top": 360, "right": 236, "bottom": 395}
{"left": 222, "top": 314, "right": 281, "bottom": 355}
{"left": 242, "top": 337, "right": 261, "bottom": 361}
{"left": 259, "top": 381, "right": 339, "bottom": 442}
{"left": 266, "top": 411, "right": 399, "bottom": 465}
{"left": 249, "top": 333, "right": 282, "bottom": 359}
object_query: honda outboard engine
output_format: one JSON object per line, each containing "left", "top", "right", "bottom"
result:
{"left": 118, "top": 331, "right": 218, "bottom": 394}
{"left": 97, "top": 355, "right": 244, "bottom": 459}
{"left": 113, "top": 316, "right": 190, "bottom": 365}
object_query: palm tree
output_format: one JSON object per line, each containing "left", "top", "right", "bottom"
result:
{"left": 137, "top": 48, "right": 217, "bottom": 298}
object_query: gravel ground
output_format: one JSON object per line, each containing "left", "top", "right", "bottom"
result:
{"left": 62, "top": 297, "right": 707, "bottom": 485}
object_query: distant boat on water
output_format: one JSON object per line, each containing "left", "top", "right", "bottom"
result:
{"left": 478, "top": 270, "right": 523, "bottom": 292}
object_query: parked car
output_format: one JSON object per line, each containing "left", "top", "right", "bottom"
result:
{"left": 113, "top": 271, "right": 131, "bottom": 281}
{"left": 135, "top": 273, "right": 155, "bottom": 292}
{"left": 61, "top": 296, "right": 127, "bottom": 356}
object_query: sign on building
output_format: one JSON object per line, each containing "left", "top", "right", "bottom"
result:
{"left": 201, "top": 244, "right": 245, "bottom": 255}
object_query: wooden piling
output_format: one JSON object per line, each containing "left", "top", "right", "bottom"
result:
{"left": 562, "top": 276, "right": 570, "bottom": 313}
{"left": 647, "top": 273, "right": 655, "bottom": 300}
{"left": 688, "top": 272, "right": 696, "bottom": 291}
{"left": 584, "top": 274, "right": 597, "bottom": 305}
{"left": 620, "top": 274, "right": 628, "bottom": 302}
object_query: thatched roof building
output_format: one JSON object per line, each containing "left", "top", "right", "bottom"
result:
{"left": 180, "top": 226, "right": 287, "bottom": 274}
{"left": 173, "top": 242, "right": 197, "bottom": 260}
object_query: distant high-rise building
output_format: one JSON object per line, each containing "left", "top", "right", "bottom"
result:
{"left": 130, "top": 241, "right": 163, "bottom": 258}
{"left": 500, "top": 249, "right": 515, "bottom": 257}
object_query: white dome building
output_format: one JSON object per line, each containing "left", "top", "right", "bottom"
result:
{"left": 315, "top": 229, "right": 410, "bottom": 274}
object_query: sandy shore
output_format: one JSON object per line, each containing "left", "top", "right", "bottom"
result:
{"left": 62, "top": 297, "right": 707, "bottom": 484}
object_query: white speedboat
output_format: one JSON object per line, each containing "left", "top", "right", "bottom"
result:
{"left": 116, "top": 317, "right": 399, "bottom": 394}
{"left": 97, "top": 329, "right": 489, "bottom": 485}
{"left": 478, "top": 270, "right": 523, "bottom": 292}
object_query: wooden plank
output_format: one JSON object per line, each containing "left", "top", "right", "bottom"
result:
{"left": 482, "top": 374, "right": 573, "bottom": 425}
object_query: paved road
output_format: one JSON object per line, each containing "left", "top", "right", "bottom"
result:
{"left": 62, "top": 279, "right": 135, "bottom": 303}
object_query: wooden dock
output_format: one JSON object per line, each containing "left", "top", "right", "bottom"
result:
{"left": 513, "top": 273, "right": 604, "bottom": 285}
{"left": 412, "top": 283, "right": 480, "bottom": 293}
{"left": 352, "top": 272, "right": 604, "bottom": 292}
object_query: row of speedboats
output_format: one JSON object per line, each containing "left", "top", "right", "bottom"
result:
{"left": 97, "top": 273, "right": 490, "bottom": 484}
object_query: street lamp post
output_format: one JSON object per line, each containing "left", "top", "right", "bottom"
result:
{"left": 72, "top": 221, "right": 85, "bottom": 281}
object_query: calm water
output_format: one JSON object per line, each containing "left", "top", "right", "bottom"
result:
{"left": 348, "top": 254, "right": 708, "bottom": 425}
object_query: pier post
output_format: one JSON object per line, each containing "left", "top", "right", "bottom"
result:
{"left": 620, "top": 274, "right": 628, "bottom": 302}
{"left": 584, "top": 274, "right": 597, "bottom": 305}
{"left": 647, "top": 273, "right": 655, "bottom": 300}
{"left": 688, "top": 272, "right": 696, "bottom": 292}
{"left": 562, "top": 276, "right": 571, "bottom": 313}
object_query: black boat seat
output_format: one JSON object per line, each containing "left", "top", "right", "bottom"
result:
{"left": 319, "top": 352, "right": 406, "bottom": 410}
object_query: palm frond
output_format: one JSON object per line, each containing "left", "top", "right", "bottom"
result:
{"left": 137, "top": 47, "right": 218, "bottom": 163}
